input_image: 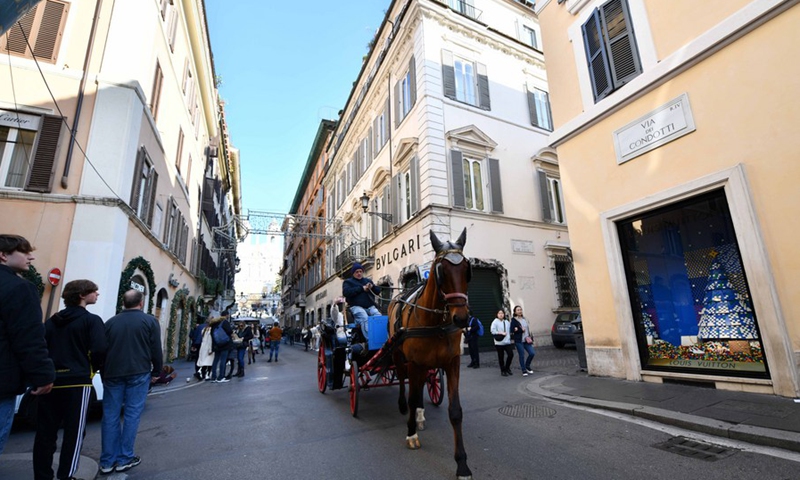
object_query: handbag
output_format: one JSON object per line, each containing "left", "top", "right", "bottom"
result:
{"left": 231, "top": 332, "right": 244, "bottom": 346}
{"left": 212, "top": 325, "right": 231, "bottom": 346}
{"left": 493, "top": 333, "right": 506, "bottom": 342}
{"left": 525, "top": 336, "right": 533, "bottom": 344}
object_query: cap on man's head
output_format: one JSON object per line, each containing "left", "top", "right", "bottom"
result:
{"left": 352, "top": 262, "right": 364, "bottom": 274}
{"left": 274, "top": 321, "right": 279, "bottom": 326}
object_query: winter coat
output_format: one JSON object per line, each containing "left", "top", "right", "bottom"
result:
{"left": 103, "top": 308, "right": 163, "bottom": 379}
{"left": 197, "top": 327, "right": 215, "bottom": 367}
{"left": 45, "top": 306, "right": 107, "bottom": 387}
{"left": 342, "top": 276, "right": 381, "bottom": 309}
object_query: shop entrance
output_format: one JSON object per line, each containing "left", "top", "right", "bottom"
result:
{"left": 467, "top": 267, "right": 503, "bottom": 351}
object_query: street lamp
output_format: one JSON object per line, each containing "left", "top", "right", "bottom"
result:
{"left": 359, "top": 191, "right": 393, "bottom": 222}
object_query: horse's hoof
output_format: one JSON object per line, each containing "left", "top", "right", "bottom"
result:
{"left": 417, "top": 422, "right": 425, "bottom": 431}
{"left": 405, "top": 434, "right": 421, "bottom": 449}
{"left": 456, "top": 476, "right": 472, "bottom": 480}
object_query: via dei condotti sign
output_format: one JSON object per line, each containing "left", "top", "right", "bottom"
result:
{"left": 375, "top": 234, "right": 421, "bottom": 271}
{"left": 613, "top": 93, "right": 696, "bottom": 164}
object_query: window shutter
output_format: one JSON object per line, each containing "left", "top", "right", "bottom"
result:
{"left": 582, "top": 8, "right": 613, "bottom": 101}
{"left": 538, "top": 170, "right": 553, "bottom": 222}
{"left": 391, "top": 174, "right": 400, "bottom": 226}
{"left": 394, "top": 79, "right": 402, "bottom": 127}
{"left": 24, "top": 115, "right": 63, "bottom": 193}
{"left": 384, "top": 98, "right": 390, "bottom": 141}
{"left": 487, "top": 158, "right": 503, "bottom": 213}
{"left": 476, "top": 62, "right": 491, "bottom": 111}
{"left": 371, "top": 203, "right": 378, "bottom": 243}
{"left": 130, "top": 147, "right": 145, "bottom": 211}
{"left": 450, "top": 150, "right": 465, "bottom": 208}
{"left": 367, "top": 127, "right": 373, "bottom": 165}
{"left": 32, "top": 0, "right": 67, "bottom": 63}
{"left": 381, "top": 185, "right": 390, "bottom": 234}
{"left": 602, "top": 0, "right": 641, "bottom": 88}
{"left": 372, "top": 118, "right": 380, "bottom": 158}
{"left": 442, "top": 50, "right": 456, "bottom": 100}
{"left": 410, "top": 156, "right": 419, "bottom": 215}
{"left": 151, "top": 62, "right": 164, "bottom": 120}
{"left": 146, "top": 170, "right": 159, "bottom": 227}
{"left": 3, "top": 8, "right": 36, "bottom": 55}
{"left": 526, "top": 84, "right": 538, "bottom": 127}
{"left": 409, "top": 56, "right": 417, "bottom": 107}
{"left": 354, "top": 150, "right": 361, "bottom": 181}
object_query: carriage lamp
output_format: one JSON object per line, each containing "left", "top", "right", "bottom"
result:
{"left": 359, "top": 191, "right": 393, "bottom": 222}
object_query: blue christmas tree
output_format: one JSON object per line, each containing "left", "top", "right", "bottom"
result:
{"left": 697, "top": 257, "right": 758, "bottom": 341}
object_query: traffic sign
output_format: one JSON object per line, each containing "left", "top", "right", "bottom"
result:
{"left": 47, "top": 268, "right": 62, "bottom": 286}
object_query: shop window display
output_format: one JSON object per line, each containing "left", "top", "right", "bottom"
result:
{"left": 617, "top": 189, "right": 767, "bottom": 377}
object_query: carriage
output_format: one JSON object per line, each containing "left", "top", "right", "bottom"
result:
{"left": 316, "top": 314, "right": 444, "bottom": 417}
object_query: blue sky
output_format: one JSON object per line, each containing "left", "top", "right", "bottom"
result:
{"left": 205, "top": 1, "right": 389, "bottom": 213}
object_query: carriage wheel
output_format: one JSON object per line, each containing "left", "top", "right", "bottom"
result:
{"left": 426, "top": 368, "right": 444, "bottom": 406}
{"left": 380, "top": 368, "right": 395, "bottom": 386}
{"left": 317, "top": 341, "right": 327, "bottom": 394}
{"left": 349, "top": 359, "right": 359, "bottom": 417}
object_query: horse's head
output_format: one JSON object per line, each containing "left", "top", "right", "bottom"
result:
{"left": 430, "top": 228, "right": 471, "bottom": 328}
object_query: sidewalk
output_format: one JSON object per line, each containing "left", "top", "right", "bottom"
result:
{"left": 526, "top": 373, "right": 800, "bottom": 453}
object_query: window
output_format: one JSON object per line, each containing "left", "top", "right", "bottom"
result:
{"left": 0, "top": 110, "right": 62, "bottom": 192}
{"left": 394, "top": 57, "right": 416, "bottom": 127}
{"left": 523, "top": 25, "right": 538, "bottom": 49}
{"left": 175, "top": 129, "right": 184, "bottom": 174}
{"left": 167, "top": 8, "right": 179, "bottom": 52}
{"left": 538, "top": 171, "right": 566, "bottom": 224}
{"left": 450, "top": 150, "right": 503, "bottom": 213}
{"left": 553, "top": 254, "right": 579, "bottom": 309}
{"left": 346, "top": 160, "right": 354, "bottom": 193}
{"left": 582, "top": 0, "right": 641, "bottom": 102}
{"left": 159, "top": 0, "right": 172, "bottom": 20}
{"left": 442, "top": 50, "right": 490, "bottom": 110}
{"left": 130, "top": 147, "right": 159, "bottom": 228}
{"left": 392, "top": 157, "right": 419, "bottom": 224}
{"left": 373, "top": 99, "right": 389, "bottom": 156}
{"left": 360, "top": 137, "right": 371, "bottom": 175}
{"left": 336, "top": 172, "right": 345, "bottom": 207}
{"left": 0, "top": 0, "right": 69, "bottom": 64}
{"left": 527, "top": 86, "right": 553, "bottom": 131}
{"left": 150, "top": 62, "right": 164, "bottom": 120}
{"left": 448, "top": 0, "right": 476, "bottom": 19}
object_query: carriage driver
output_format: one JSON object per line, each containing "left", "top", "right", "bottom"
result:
{"left": 342, "top": 262, "right": 381, "bottom": 339}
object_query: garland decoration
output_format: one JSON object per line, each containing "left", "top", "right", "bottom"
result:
{"left": 166, "top": 289, "right": 188, "bottom": 362}
{"left": 116, "top": 256, "right": 156, "bottom": 314}
{"left": 22, "top": 265, "right": 45, "bottom": 298}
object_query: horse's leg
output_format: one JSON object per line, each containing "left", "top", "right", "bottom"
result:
{"left": 394, "top": 350, "right": 408, "bottom": 415}
{"left": 404, "top": 365, "right": 425, "bottom": 449}
{"left": 446, "top": 357, "right": 472, "bottom": 479}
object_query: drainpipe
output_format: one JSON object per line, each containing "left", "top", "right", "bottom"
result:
{"left": 61, "top": 0, "right": 103, "bottom": 189}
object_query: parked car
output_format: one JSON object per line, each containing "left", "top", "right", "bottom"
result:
{"left": 14, "top": 373, "right": 103, "bottom": 426}
{"left": 550, "top": 311, "right": 582, "bottom": 348}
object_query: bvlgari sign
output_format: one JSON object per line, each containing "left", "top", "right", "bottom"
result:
{"left": 613, "top": 93, "right": 695, "bottom": 164}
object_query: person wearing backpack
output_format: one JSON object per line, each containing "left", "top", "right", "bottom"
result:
{"left": 465, "top": 314, "right": 483, "bottom": 368}
{"left": 209, "top": 316, "right": 234, "bottom": 382}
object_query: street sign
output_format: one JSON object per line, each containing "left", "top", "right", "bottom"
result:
{"left": 47, "top": 268, "right": 62, "bottom": 286}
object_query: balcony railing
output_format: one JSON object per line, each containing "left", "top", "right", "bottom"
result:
{"left": 334, "top": 240, "right": 372, "bottom": 275}
{"left": 447, "top": 0, "right": 482, "bottom": 22}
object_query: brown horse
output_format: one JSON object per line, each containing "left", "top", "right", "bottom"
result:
{"left": 388, "top": 228, "right": 472, "bottom": 479}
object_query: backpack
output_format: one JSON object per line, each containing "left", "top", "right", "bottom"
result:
{"left": 212, "top": 324, "right": 231, "bottom": 346}
{"left": 472, "top": 317, "right": 484, "bottom": 337}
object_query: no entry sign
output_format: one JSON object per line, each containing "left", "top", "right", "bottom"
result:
{"left": 48, "top": 268, "right": 62, "bottom": 286}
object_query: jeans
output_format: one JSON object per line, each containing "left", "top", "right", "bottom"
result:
{"left": 350, "top": 305, "right": 380, "bottom": 338}
{"left": 236, "top": 348, "right": 246, "bottom": 371}
{"left": 269, "top": 339, "right": 280, "bottom": 360}
{"left": 0, "top": 396, "right": 15, "bottom": 455}
{"left": 515, "top": 341, "right": 535, "bottom": 371}
{"left": 212, "top": 348, "right": 230, "bottom": 380}
{"left": 100, "top": 372, "right": 151, "bottom": 469}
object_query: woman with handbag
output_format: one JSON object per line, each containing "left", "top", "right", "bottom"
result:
{"left": 490, "top": 309, "right": 514, "bottom": 377}
{"left": 510, "top": 306, "right": 535, "bottom": 376}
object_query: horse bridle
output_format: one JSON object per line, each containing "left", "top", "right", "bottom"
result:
{"left": 432, "top": 248, "right": 470, "bottom": 309}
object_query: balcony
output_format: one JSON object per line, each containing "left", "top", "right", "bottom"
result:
{"left": 446, "top": 0, "right": 482, "bottom": 22}
{"left": 335, "top": 240, "right": 372, "bottom": 276}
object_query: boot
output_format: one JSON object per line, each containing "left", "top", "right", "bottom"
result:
{"left": 236, "top": 369, "right": 244, "bottom": 377}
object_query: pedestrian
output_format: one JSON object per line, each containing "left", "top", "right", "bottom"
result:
{"left": 248, "top": 323, "right": 259, "bottom": 364}
{"left": 465, "top": 314, "right": 482, "bottom": 368}
{"left": 190, "top": 314, "right": 208, "bottom": 380}
{"left": 0, "top": 234, "right": 55, "bottom": 456}
{"left": 33, "top": 279, "right": 106, "bottom": 480}
{"left": 267, "top": 321, "right": 282, "bottom": 362}
{"left": 510, "top": 306, "right": 535, "bottom": 376}
{"left": 235, "top": 322, "right": 253, "bottom": 377}
{"left": 209, "top": 315, "right": 234, "bottom": 383}
{"left": 301, "top": 325, "right": 311, "bottom": 351}
{"left": 99, "top": 289, "right": 162, "bottom": 475}
{"left": 490, "top": 309, "right": 514, "bottom": 376}
{"left": 342, "top": 262, "right": 381, "bottom": 337}
{"left": 197, "top": 321, "right": 215, "bottom": 381}
{"left": 309, "top": 323, "right": 319, "bottom": 351}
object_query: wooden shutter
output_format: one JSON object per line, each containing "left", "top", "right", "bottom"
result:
{"left": 151, "top": 62, "right": 164, "bottom": 120}
{"left": 487, "top": 158, "right": 503, "bottom": 213}
{"left": 538, "top": 170, "right": 553, "bottom": 222}
{"left": 527, "top": 85, "right": 552, "bottom": 130}
{"left": 526, "top": 83, "right": 538, "bottom": 127}
{"left": 410, "top": 156, "right": 419, "bottom": 215}
{"left": 449, "top": 150, "right": 465, "bottom": 208}
{"left": 2, "top": 0, "right": 68, "bottom": 63}
{"left": 3, "top": 7, "right": 36, "bottom": 55}
{"left": 442, "top": 50, "right": 456, "bottom": 100}
{"left": 366, "top": 127, "right": 373, "bottom": 166}
{"left": 175, "top": 129, "right": 184, "bottom": 172}
{"left": 394, "top": 78, "right": 402, "bottom": 127}
{"left": 409, "top": 56, "right": 417, "bottom": 107}
{"left": 372, "top": 118, "right": 380, "bottom": 158}
{"left": 129, "top": 148, "right": 145, "bottom": 211}
{"left": 476, "top": 62, "right": 491, "bottom": 111}
{"left": 381, "top": 185, "right": 390, "bottom": 234}
{"left": 602, "top": 0, "right": 641, "bottom": 88}
{"left": 145, "top": 170, "right": 159, "bottom": 227}
{"left": 24, "top": 114, "right": 62, "bottom": 193}
{"left": 582, "top": 8, "right": 613, "bottom": 101}
{"left": 391, "top": 174, "right": 400, "bottom": 226}
{"left": 383, "top": 98, "right": 390, "bottom": 143}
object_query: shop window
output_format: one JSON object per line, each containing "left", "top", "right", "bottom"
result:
{"left": 617, "top": 189, "right": 766, "bottom": 378}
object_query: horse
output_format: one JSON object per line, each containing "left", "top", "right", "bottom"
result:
{"left": 388, "top": 228, "right": 472, "bottom": 480}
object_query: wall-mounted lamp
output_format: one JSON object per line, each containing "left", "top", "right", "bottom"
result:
{"left": 360, "top": 192, "right": 393, "bottom": 222}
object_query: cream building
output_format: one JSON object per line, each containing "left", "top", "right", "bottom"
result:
{"left": 535, "top": 0, "right": 799, "bottom": 396}
{"left": 287, "top": 0, "right": 574, "bottom": 347}
{"left": 0, "top": 0, "right": 241, "bottom": 361}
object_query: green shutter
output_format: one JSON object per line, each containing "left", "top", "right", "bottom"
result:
{"left": 487, "top": 158, "right": 503, "bottom": 213}
{"left": 602, "top": 0, "right": 641, "bottom": 88}
{"left": 582, "top": 8, "right": 613, "bottom": 101}
{"left": 410, "top": 156, "right": 419, "bottom": 215}
{"left": 450, "top": 150, "right": 465, "bottom": 208}
{"left": 477, "top": 62, "right": 491, "bottom": 111}
{"left": 538, "top": 170, "right": 553, "bottom": 222}
{"left": 442, "top": 50, "right": 456, "bottom": 100}
{"left": 409, "top": 56, "right": 417, "bottom": 107}
{"left": 130, "top": 147, "right": 145, "bottom": 212}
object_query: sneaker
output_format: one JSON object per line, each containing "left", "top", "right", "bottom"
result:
{"left": 218, "top": 378, "right": 230, "bottom": 383}
{"left": 99, "top": 465, "right": 115, "bottom": 474}
{"left": 115, "top": 456, "right": 141, "bottom": 472}
{"left": 522, "top": 372, "right": 529, "bottom": 377}
{"left": 526, "top": 369, "right": 534, "bottom": 374}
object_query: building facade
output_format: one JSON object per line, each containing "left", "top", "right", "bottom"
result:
{"left": 285, "top": 0, "right": 574, "bottom": 346}
{"left": 535, "top": 0, "right": 799, "bottom": 396}
{"left": 0, "top": 0, "right": 241, "bottom": 361}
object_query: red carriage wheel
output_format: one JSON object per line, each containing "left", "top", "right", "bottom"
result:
{"left": 317, "top": 340, "right": 327, "bottom": 394}
{"left": 380, "top": 367, "right": 395, "bottom": 386}
{"left": 426, "top": 368, "right": 444, "bottom": 406}
{"left": 349, "top": 359, "right": 359, "bottom": 417}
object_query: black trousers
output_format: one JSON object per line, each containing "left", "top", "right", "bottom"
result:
{"left": 467, "top": 335, "right": 480, "bottom": 365}
{"left": 495, "top": 344, "right": 514, "bottom": 372}
{"left": 33, "top": 386, "right": 91, "bottom": 480}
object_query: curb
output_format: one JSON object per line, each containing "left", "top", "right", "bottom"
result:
{"left": 527, "top": 375, "right": 800, "bottom": 453}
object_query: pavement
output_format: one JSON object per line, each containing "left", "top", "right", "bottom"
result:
{"left": 4, "top": 341, "right": 800, "bottom": 478}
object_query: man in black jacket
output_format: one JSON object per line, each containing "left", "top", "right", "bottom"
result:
{"left": 34, "top": 279, "right": 106, "bottom": 480}
{"left": 0, "top": 234, "right": 54, "bottom": 456}
{"left": 342, "top": 262, "right": 381, "bottom": 339}
{"left": 99, "top": 289, "right": 162, "bottom": 474}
